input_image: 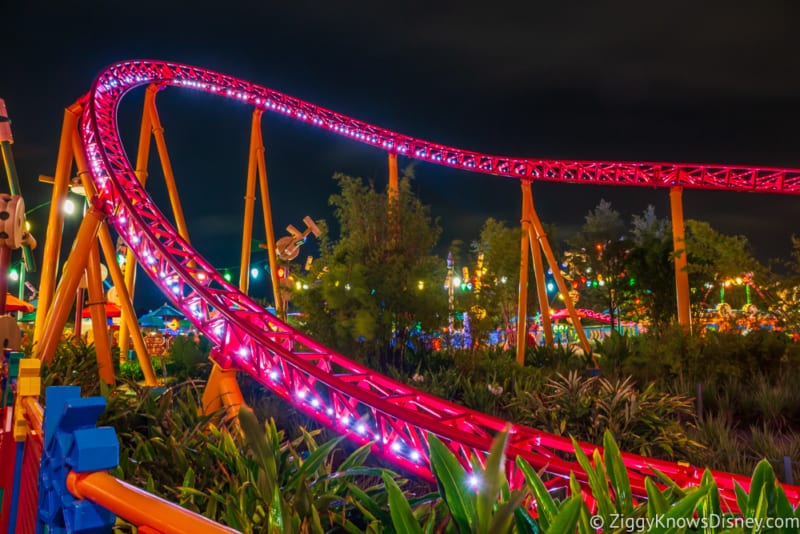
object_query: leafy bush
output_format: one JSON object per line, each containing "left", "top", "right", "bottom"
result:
{"left": 511, "top": 371, "right": 704, "bottom": 460}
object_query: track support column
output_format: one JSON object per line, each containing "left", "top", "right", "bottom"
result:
{"left": 515, "top": 185, "right": 531, "bottom": 366}
{"left": 253, "top": 112, "right": 282, "bottom": 319}
{"left": 524, "top": 184, "right": 553, "bottom": 347}
{"left": 118, "top": 84, "right": 156, "bottom": 363}
{"left": 670, "top": 186, "right": 692, "bottom": 330}
{"left": 33, "top": 103, "right": 82, "bottom": 349}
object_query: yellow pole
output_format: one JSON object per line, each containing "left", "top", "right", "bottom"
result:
{"left": 85, "top": 241, "right": 115, "bottom": 385}
{"left": 515, "top": 186, "right": 531, "bottom": 367}
{"left": 523, "top": 183, "right": 553, "bottom": 346}
{"left": 33, "top": 103, "right": 81, "bottom": 348}
{"left": 147, "top": 91, "right": 191, "bottom": 241}
{"left": 253, "top": 111, "right": 282, "bottom": 318}
{"left": 239, "top": 111, "right": 259, "bottom": 294}
{"left": 670, "top": 186, "right": 692, "bottom": 330}
{"left": 37, "top": 207, "right": 105, "bottom": 364}
{"left": 118, "top": 84, "right": 156, "bottom": 362}
{"left": 525, "top": 192, "right": 594, "bottom": 359}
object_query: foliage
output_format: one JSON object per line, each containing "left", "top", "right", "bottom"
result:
{"left": 510, "top": 370, "right": 704, "bottom": 460}
{"left": 41, "top": 339, "right": 105, "bottom": 397}
{"left": 624, "top": 206, "right": 676, "bottom": 330}
{"left": 293, "top": 172, "right": 446, "bottom": 370}
{"left": 565, "top": 199, "right": 629, "bottom": 330}
{"left": 466, "top": 218, "right": 526, "bottom": 341}
{"left": 168, "top": 334, "right": 212, "bottom": 379}
{"left": 685, "top": 219, "right": 765, "bottom": 310}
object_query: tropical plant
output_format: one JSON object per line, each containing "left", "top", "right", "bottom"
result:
{"left": 511, "top": 371, "right": 704, "bottom": 460}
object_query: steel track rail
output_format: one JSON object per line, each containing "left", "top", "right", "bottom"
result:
{"left": 77, "top": 60, "right": 800, "bottom": 511}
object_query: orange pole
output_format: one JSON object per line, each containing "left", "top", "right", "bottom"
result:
{"left": 118, "top": 84, "right": 156, "bottom": 363}
{"left": 254, "top": 113, "right": 282, "bottom": 318}
{"left": 97, "top": 224, "right": 158, "bottom": 386}
{"left": 388, "top": 152, "right": 399, "bottom": 246}
{"left": 85, "top": 241, "right": 115, "bottom": 385}
{"left": 670, "top": 186, "right": 692, "bottom": 330}
{"left": 202, "top": 364, "right": 244, "bottom": 418}
{"left": 66, "top": 471, "right": 239, "bottom": 533}
{"left": 524, "top": 183, "right": 553, "bottom": 347}
{"left": 388, "top": 152, "right": 398, "bottom": 203}
{"left": 239, "top": 111, "right": 259, "bottom": 294}
{"left": 525, "top": 191, "right": 594, "bottom": 359}
{"left": 515, "top": 185, "right": 530, "bottom": 367}
{"left": 37, "top": 207, "right": 105, "bottom": 364}
{"left": 147, "top": 91, "right": 191, "bottom": 242}
{"left": 72, "top": 132, "right": 153, "bottom": 376}
{"left": 33, "top": 103, "right": 81, "bottom": 348}
{"left": 73, "top": 157, "right": 158, "bottom": 386}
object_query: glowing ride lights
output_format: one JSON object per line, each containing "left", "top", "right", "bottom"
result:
{"left": 64, "top": 60, "right": 800, "bottom": 514}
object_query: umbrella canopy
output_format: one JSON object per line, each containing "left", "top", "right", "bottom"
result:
{"left": 5, "top": 293, "right": 34, "bottom": 313}
{"left": 81, "top": 301, "right": 121, "bottom": 318}
{"left": 138, "top": 303, "right": 186, "bottom": 329}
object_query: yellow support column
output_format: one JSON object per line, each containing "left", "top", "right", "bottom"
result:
{"left": 118, "top": 84, "right": 156, "bottom": 362}
{"left": 254, "top": 113, "right": 281, "bottom": 318}
{"left": 85, "top": 241, "right": 115, "bottom": 385}
{"left": 523, "top": 183, "right": 553, "bottom": 347}
{"left": 33, "top": 103, "right": 81, "bottom": 348}
{"left": 670, "top": 186, "right": 692, "bottom": 330}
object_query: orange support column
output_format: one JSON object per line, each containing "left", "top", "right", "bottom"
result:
{"left": 670, "top": 186, "right": 692, "bottom": 330}
{"left": 524, "top": 184, "right": 553, "bottom": 347}
{"left": 33, "top": 103, "right": 81, "bottom": 349}
{"left": 96, "top": 224, "right": 158, "bottom": 386}
{"left": 118, "top": 84, "right": 156, "bottom": 363}
{"left": 526, "top": 192, "right": 594, "bottom": 360}
{"left": 239, "top": 111, "right": 260, "bottom": 294}
{"left": 515, "top": 184, "right": 531, "bottom": 366}
{"left": 37, "top": 207, "right": 105, "bottom": 364}
{"left": 85, "top": 242, "right": 115, "bottom": 385}
{"left": 147, "top": 89, "right": 191, "bottom": 241}
{"left": 254, "top": 113, "right": 281, "bottom": 319}
{"left": 388, "top": 152, "right": 399, "bottom": 203}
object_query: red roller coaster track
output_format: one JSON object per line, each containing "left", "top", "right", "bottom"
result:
{"left": 79, "top": 60, "right": 800, "bottom": 510}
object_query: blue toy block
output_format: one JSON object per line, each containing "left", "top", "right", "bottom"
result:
{"left": 68, "top": 428, "right": 119, "bottom": 472}
{"left": 38, "top": 386, "right": 118, "bottom": 533}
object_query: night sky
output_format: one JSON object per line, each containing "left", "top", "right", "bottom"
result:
{"left": 4, "top": 1, "right": 800, "bottom": 309}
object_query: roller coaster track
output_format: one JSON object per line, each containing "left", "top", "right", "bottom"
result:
{"left": 79, "top": 60, "right": 800, "bottom": 510}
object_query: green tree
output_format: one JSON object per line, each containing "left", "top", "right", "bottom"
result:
{"left": 684, "top": 220, "right": 763, "bottom": 312}
{"left": 624, "top": 206, "right": 676, "bottom": 331}
{"left": 293, "top": 172, "right": 445, "bottom": 369}
{"left": 771, "top": 235, "right": 800, "bottom": 334}
{"left": 565, "top": 200, "right": 628, "bottom": 331}
{"left": 467, "top": 219, "right": 521, "bottom": 341}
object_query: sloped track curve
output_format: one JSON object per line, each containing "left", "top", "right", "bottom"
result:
{"left": 79, "top": 60, "right": 800, "bottom": 510}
